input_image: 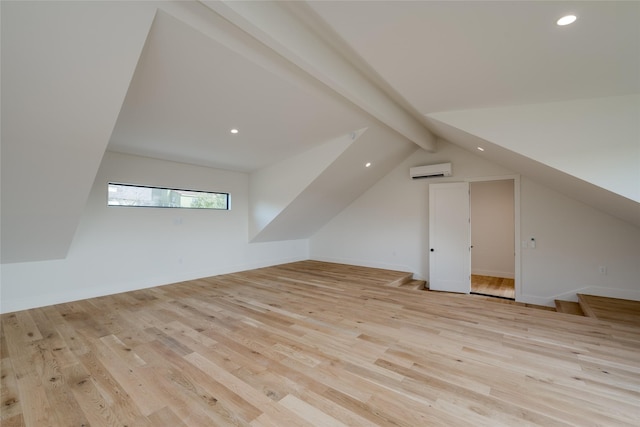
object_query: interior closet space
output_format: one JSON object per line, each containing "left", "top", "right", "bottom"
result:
{"left": 470, "top": 179, "right": 515, "bottom": 299}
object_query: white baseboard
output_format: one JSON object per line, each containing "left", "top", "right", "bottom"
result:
{"left": 311, "top": 255, "right": 420, "bottom": 278}
{"left": 0, "top": 255, "right": 308, "bottom": 314}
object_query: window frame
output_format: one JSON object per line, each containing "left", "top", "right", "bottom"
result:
{"left": 107, "top": 182, "right": 230, "bottom": 210}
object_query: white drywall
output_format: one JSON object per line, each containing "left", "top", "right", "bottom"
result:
{"left": 251, "top": 124, "right": 416, "bottom": 243}
{"left": 310, "top": 140, "right": 514, "bottom": 276}
{"left": 1, "top": 0, "right": 157, "bottom": 263}
{"left": 249, "top": 131, "right": 357, "bottom": 239}
{"left": 201, "top": 0, "right": 436, "bottom": 151}
{"left": 520, "top": 177, "right": 640, "bottom": 305}
{"left": 310, "top": 140, "right": 640, "bottom": 306}
{"left": 470, "top": 180, "right": 515, "bottom": 278}
{"left": 0, "top": 152, "right": 308, "bottom": 313}
{"left": 428, "top": 95, "right": 640, "bottom": 203}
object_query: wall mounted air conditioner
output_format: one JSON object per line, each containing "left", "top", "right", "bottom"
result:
{"left": 409, "top": 162, "right": 452, "bottom": 179}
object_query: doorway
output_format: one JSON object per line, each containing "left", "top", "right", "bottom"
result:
{"left": 470, "top": 179, "right": 515, "bottom": 300}
{"left": 428, "top": 176, "right": 519, "bottom": 300}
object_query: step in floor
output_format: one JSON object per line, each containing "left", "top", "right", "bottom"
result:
{"left": 578, "top": 294, "right": 640, "bottom": 328}
{"left": 398, "top": 280, "right": 427, "bottom": 291}
{"left": 554, "top": 300, "right": 585, "bottom": 316}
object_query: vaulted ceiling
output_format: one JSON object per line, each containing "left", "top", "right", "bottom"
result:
{"left": 2, "top": 1, "right": 639, "bottom": 263}
{"left": 307, "top": 1, "right": 639, "bottom": 113}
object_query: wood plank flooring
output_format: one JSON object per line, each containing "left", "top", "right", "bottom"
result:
{"left": 471, "top": 275, "right": 515, "bottom": 299}
{"left": 2, "top": 260, "right": 640, "bottom": 426}
{"left": 578, "top": 294, "right": 640, "bottom": 328}
{"left": 554, "top": 300, "right": 585, "bottom": 316}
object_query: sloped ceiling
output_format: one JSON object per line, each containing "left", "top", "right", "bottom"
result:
{"left": 2, "top": 0, "right": 639, "bottom": 264}
{"left": 425, "top": 116, "right": 640, "bottom": 228}
{"left": 116, "top": 0, "right": 638, "bottom": 229}
{"left": 109, "top": 10, "right": 372, "bottom": 172}
{"left": 427, "top": 95, "right": 640, "bottom": 203}
{"left": 0, "top": 1, "right": 155, "bottom": 263}
{"left": 306, "top": 0, "right": 639, "bottom": 113}
{"left": 250, "top": 124, "right": 417, "bottom": 242}
{"left": 303, "top": 0, "right": 640, "bottom": 226}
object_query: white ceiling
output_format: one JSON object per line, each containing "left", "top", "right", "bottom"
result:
{"left": 307, "top": 0, "right": 640, "bottom": 114}
{"left": 109, "top": 10, "right": 371, "bottom": 172}
{"left": 2, "top": 1, "right": 638, "bottom": 264}
{"left": 109, "top": 1, "right": 639, "bottom": 172}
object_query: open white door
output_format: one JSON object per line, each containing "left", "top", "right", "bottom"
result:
{"left": 429, "top": 182, "right": 471, "bottom": 293}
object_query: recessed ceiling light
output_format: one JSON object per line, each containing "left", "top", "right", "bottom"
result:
{"left": 557, "top": 15, "right": 577, "bottom": 26}
{"left": 230, "top": 128, "right": 239, "bottom": 134}
{"left": 365, "top": 162, "right": 372, "bottom": 168}
{"left": 477, "top": 147, "right": 485, "bottom": 152}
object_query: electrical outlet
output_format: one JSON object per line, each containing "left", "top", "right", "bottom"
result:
{"left": 598, "top": 266, "right": 607, "bottom": 275}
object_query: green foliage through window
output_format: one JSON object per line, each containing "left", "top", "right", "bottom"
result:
{"left": 108, "top": 183, "right": 229, "bottom": 210}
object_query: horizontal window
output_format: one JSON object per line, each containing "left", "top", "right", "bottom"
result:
{"left": 108, "top": 183, "right": 229, "bottom": 210}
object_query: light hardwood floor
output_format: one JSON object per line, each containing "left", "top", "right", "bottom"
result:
{"left": 578, "top": 294, "right": 640, "bottom": 328}
{"left": 2, "top": 261, "right": 639, "bottom": 426}
{"left": 471, "top": 274, "right": 515, "bottom": 299}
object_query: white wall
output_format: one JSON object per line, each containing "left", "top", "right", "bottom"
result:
{"left": 3, "top": 145, "right": 639, "bottom": 312}
{"left": 428, "top": 94, "right": 640, "bottom": 203}
{"left": 311, "top": 140, "right": 640, "bottom": 306}
{"left": 310, "top": 140, "right": 514, "bottom": 277}
{"left": 520, "top": 177, "right": 640, "bottom": 304}
{"left": 470, "top": 180, "right": 515, "bottom": 278}
{"left": 1, "top": 0, "right": 157, "bottom": 263}
{"left": 0, "top": 152, "right": 308, "bottom": 313}
{"left": 249, "top": 132, "right": 354, "bottom": 239}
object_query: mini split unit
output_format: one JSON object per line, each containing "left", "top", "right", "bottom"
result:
{"left": 409, "top": 162, "right": 452, "bottom": 179}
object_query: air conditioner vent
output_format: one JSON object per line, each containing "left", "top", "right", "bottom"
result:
{"left": 410, "top": 163, "right": 452, "bottom": 179}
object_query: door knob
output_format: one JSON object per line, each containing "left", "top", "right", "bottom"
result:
{"left": 430, "top": 248, "right": 435, "bottom": 252}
